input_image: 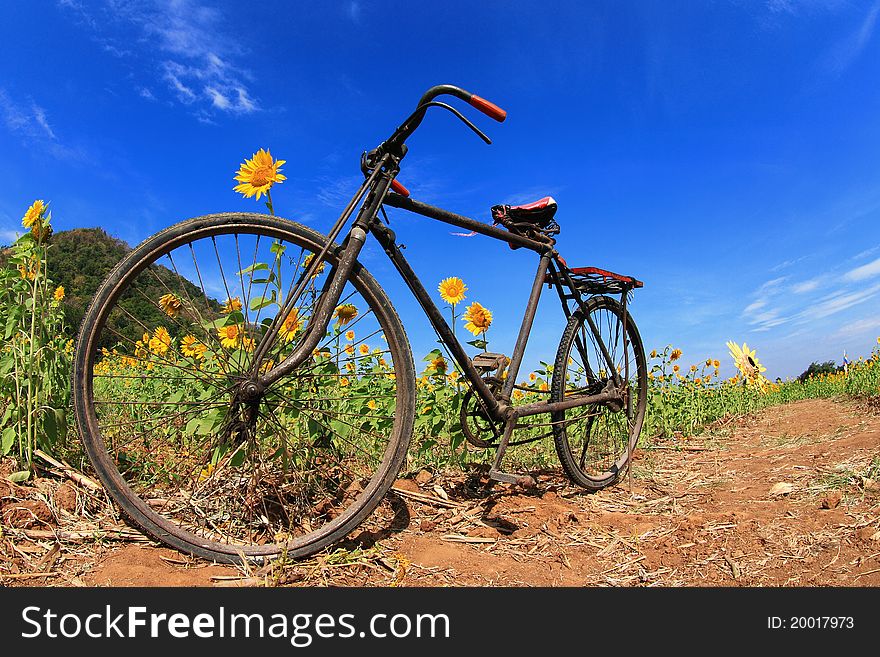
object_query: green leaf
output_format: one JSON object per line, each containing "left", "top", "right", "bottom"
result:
{"left": 466, "top": 339, "right": 488, "bottom": 350}
{"left": 423, "top": 348, "right": 443, "bottom": 361}
{"left": 8, "top": 470, "right": 30, "bottom": 483}
{"left": 251, "top": 271, "right": 277, "bottom": 285}
{"left": 238, "top": 262, "right": 269, "bottom": 275}
{"left": 229, "top": 448, "right": 246, "bottom": 468}
{"left": 270, "top": 241, "right": 287, "bottom": 256}
{"left": 1, "top": 426, "right": 15, "bottom": 456}
{"left": 42, "top": 410, "right": 58, "bottom": 445}
{"left": 249, "top": 290, "right": 277, "bottom": 311}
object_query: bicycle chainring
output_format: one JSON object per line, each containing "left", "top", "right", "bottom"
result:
{"left": 459, "top": 382, "right": 504, "bottom": 448}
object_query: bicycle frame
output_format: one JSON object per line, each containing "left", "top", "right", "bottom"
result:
{"left": 255, "top": 172, "right": 625, "bottom": 428}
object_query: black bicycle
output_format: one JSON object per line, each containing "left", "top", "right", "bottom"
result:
{"left": 72, "top": 85, "right": 647, "bottom": 563}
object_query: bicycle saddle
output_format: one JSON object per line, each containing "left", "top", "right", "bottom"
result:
{"left": 491, "top": 196, "right": 558, "bottom": 228}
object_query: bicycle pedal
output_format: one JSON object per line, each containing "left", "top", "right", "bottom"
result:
{"left": 488, "top": 469, "right": 537, "bottom": 488}
{"left": 472, "top": 352, "right": 508, "bottom": 371}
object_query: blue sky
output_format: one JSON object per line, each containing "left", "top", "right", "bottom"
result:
{"left": 2, "top": 0, "right": 879, "bottom": 380}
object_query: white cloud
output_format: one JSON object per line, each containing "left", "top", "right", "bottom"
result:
{"left": 800, "top": 283, "right": 880, "bottom": 320}
{"left": 0, "top": 228, "right": 21, "bottom": 244}
{"left": 791, "top": 278, "right": 820, "bottom": 293}
{"left": 844, "top": 256, "right": 880, "bottom": 282}
{"left": 834, "top": 316, "right": 880, "bottom": 339}
{"left": 743, "top": 299, "right": 767, "bottom": 313}
{"left": 60, "top": 0, "right": 261, "bottom": 118}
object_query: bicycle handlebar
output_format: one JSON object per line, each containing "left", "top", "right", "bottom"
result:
{"left": 417, "top": 84, "right": 507, "bottom": 123}
{"left": 369, "top": 85, "right": 507, "bottom": 194}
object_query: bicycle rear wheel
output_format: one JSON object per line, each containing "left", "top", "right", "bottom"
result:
{"left": 550, "top": 295, "right": 647, "bottom": 490}
{"left": 72, "top": 213, "right": 415, "bottom": 563}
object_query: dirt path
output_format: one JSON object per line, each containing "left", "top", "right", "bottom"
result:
{"left": 2, "top": 398, "right": 879, "bottom": 587}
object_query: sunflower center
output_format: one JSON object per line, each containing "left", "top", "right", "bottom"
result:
{"left": 250, "top": 165, "right": 274, "bottom": 187}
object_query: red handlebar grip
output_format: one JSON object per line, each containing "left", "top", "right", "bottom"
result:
{"left": 469, "top": 95, "right": 507, "bottom": 122}
{"left": 390, "top": 179, "right": 410, "bottom": 197}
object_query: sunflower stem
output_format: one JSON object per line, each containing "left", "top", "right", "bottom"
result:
{"left": 266, "top": 188, "right": 275, "bottom": 216}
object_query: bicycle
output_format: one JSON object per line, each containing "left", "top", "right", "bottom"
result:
{"left": 72, "top": 84, "right": 647, "bottom": 564}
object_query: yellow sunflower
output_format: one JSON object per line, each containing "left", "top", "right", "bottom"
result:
{"left": 670, "top": 349, "right": 682, "bottom": 361}
{"left": 430, "top": 355, "right": 447, "bottom": 373}
{"left": 279, "top": 308, "right": 303, "bottom": 342}
{"left": 726, "top": 341, "right": 767, "bottom": 383}
{"left": 218, "top": 324, "right": 241, "bottom": 349}
{"left": 181, "top": 335, "right": 206, "bottom": 359}
{"left": 438, "top": 277, "right": 467, "bottom": 305}
{"left": 53, "top": 285, "right": 65, "bottom": 303}
{"left": 367, "top": 399, "right": 377, "bottom": 410}
{"left": 462, "top": 301, "right": 492, "bottom": 336}
{"left": 233, "top": 148, "right": 286, "bottom": 200}
{"left": 159, "top": 293, "right": 182, "bottom": 317}
{"left": 223, "top": 297, "right": 242, "bottom": 313}
{"left": 333, "top": 304, "right": 358, "bottom": 326}
{"left": 303, "top": 253, "right": 326, "bottom": 277}
{"left": 345, "top": 330, "right": 355, "bottom": 341}
{"left": 345, "top": 344, "right": 355, "bottom": 356}
{"left": 149, "top": 326, "right": 171, "bottom": 355}
{"left": 22, "top": 200, "right": 46, "bottom": 229}
{"left": 359, "top": 343, "right": 370, "bottom": 356}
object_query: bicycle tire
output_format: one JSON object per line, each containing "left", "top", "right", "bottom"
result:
{"left": 72, "top": 213, "right": 415, "bottom": 563}
{"left": 550, "top": 295, "right": 647, "bottom": 490}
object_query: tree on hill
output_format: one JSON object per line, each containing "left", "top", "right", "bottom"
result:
{"left": 797, "top": 360, "right": 840, "bottom": 383}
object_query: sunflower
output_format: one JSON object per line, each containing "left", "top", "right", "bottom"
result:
{"left": 726, "top": 341, "right": 767, "bottom": 383}
{"left": 438, "top": 277, "right": 467, "bottom": 305}
{"left": 670, "top": 349, "right": 682, "bottom": 361}
{"left": 159, "top": 293, "right": 182, "bottom": 317}
{"left": 53, "top": 286, "right": 65, "bottom": 303}
{"left": 279, "top": 308, "right": 303, "bottom": 342}
{"left": 345, "top": 330, "right": 355, "bottom": 341}
{"left": 340, "top": 377, "right": 350, "bottom": 387}
{"left": 218, "top": 324, "right": 241, "bottom": 349}
{"left": 181, "top": 335, "right": 206, "bottom": 359}
{"left": 18, "top": 260, "right": 37, "bottom": 280}
{"left": 333, "top": 304, "right": 358, "bottom": 326}
{"left": 233, "top": 148, "right": 286, "bottom": 200}
{"left": 359, "top": 343, "right": 370, "bottom": 356}
{"left": 149, "top": 326, "right": 171, "bottom": 355}
{"left": 462, "top": 302, "right": 492, "bottom": 336}
{"left": 22, "top": 200, "right": 46, "bottom": 229}
{"left": 367, "top": 399, "right": 377, "bottom": 411}
{"left": 345, "top": 344, "right": 355, "bottom": 356}
{"left": 241, "top": 336, "right": 255, "bottom": 352}
{"left": 223, "top": 297, "right": 242, "bottom": 314}
{"left": 302, "top": 253, "right": 326, "bottom": 277}
{"left": 430, "top": 355, "right": 447, "bottom": 373}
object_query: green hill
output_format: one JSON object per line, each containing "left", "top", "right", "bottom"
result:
{"left": 3, "top": 228, "right": 221, "bottom": 350}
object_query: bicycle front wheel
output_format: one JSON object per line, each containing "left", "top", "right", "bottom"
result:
{"left": 73, "top": 213, "right": 415, "bottom": 563}
{"left": 550, "top": 295, "right": 647, "bottom": 490}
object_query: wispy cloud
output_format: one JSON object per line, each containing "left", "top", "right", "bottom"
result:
{"left": 791, "top": 278, "right": 820, "bottom": 293}
{"left": 822, "top": 0, "right": 880, "bottom": 76}
{"left": 0, "top": 87, "right": 85, "bottom": 160}
{"left": 799, "top": 282, "right": 880, "bottom": 320}
{"left": 844, "top": 256, "right": 880, "bottom": 282}
{"left": 60, "top": 0, "right": 261, "bottom": 119}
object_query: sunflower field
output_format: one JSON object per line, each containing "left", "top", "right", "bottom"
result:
{"left": 2, "top": 150, "right": 880, "bottom": 481}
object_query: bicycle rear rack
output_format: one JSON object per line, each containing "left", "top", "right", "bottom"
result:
{"left": 545, "top": 266, "right": 643, "bottom": 296}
